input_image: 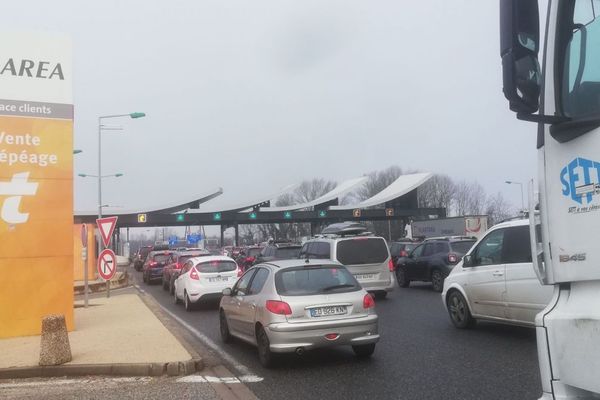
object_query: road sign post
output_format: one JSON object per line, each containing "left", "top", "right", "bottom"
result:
{"left": 81, "top": 224, "right": 89, "bottom": 308}
{"left": 96, "top": 216, "right": 118, "bottom": 298}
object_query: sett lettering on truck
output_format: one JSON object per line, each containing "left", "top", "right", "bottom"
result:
{"left": 0, "top": 58, "right": 64, "bottom": 80}
{"left": 560, "top": 157, "right": 600, "bottom": 213}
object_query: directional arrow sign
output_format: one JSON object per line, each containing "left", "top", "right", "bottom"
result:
{"left": 96, "top": 216, "right": 118, "bottom": 248}
{"left": 97, "top": 249, "right": 116, "bottom": 281}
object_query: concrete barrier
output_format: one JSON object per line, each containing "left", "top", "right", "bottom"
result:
{"left": 39, "top": 315, "right": 72, "bottom": 366}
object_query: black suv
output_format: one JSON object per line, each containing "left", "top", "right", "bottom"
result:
{"left": 396, "top": 236, "right": 476, "bottom": 292}
{"left": 253, "top": 242, "right": 302, "bottom": 265}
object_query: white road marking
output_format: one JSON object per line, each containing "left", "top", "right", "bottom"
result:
{"left": 176, "top": 375, "right": 263, "bottom": 384}
{"left": 0, "top": 377, "right": 151, "bottom": 389}
{"left": 153, "top": 301, "right": 260, "bottom": 379}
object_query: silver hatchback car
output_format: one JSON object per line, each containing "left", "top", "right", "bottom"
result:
{"left": 219, "top": 259, "right": 379, "bottom": 367}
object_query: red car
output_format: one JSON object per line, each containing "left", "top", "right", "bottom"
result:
{"left": 235, "top": 246, "right": 263, "bottom": 272}
{"left": 162, "top": 249, "right": 211, "bottom": 294}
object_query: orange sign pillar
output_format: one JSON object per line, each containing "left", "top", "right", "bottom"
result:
{"left": 0, "top": 32, "right": 74, "bottom": 338}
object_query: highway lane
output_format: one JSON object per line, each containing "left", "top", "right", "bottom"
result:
{"left": 132, "top": 267, "right": 542, "bottom": 400}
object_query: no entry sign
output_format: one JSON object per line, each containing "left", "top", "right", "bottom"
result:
{"left": 97, "top": 249, "right": 117, "bottom": 281}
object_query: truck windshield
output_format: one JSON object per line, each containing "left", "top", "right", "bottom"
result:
{"left": 561, "top": 0, "right": 600, "bottom": 117}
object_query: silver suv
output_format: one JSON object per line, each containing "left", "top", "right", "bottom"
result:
{"left": 300, "top": 223, "right": 395, "bottom": 299}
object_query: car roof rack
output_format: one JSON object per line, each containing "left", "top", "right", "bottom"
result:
{"left": 320, "top": 222, "right": 370, "bottom": 237}
{"left": 422, "top": 235, "right": 477, "bottom": 242}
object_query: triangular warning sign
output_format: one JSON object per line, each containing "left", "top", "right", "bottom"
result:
{"left": 96, "top": 216, "right": 118, "bottom": 248}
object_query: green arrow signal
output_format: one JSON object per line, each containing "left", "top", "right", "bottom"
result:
{"left": 176, "top": 214, "right": 185, "bottom": 222}
{"left": 249, "top": 212, "right": 257, "bottom": 219}
{"left": 284, "top": 211, "right": 292, "bottom": 219}
{"left": 318, "top": 210, "right": 327, "bottom": 217}
{"left": 213, "top": 212, "right": 222, "bottom": 221}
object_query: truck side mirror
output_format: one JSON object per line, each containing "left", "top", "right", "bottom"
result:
{"left": 500, "top": 0, "right": 541, "bottom": 114}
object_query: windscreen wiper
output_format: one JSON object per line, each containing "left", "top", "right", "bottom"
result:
{"left": 321, "top": 284, "right": 356, "bottom": 292}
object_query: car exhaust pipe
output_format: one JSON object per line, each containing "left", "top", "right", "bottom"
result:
{"left": 295, "top": 347, "right": 305, "bottom": 356}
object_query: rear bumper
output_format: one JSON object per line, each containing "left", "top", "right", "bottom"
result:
{"left": 188, "top": 292, "right": 222, "bottom": 303}
{"left": 265, "top": 314, "right": 379, "bottom": 353}
{"left": 360, "top": 275, "right": 396, "bottom": 292}
{"left": 147, "top": 268, "right": 164, "bottom": 281}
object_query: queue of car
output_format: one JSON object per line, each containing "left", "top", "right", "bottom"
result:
{"left": 131, "top": 217, "right": 550, "bottom": 367}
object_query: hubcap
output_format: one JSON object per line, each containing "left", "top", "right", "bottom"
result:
{"left": 449, "top": 295, "right": 466, "bottom": 322}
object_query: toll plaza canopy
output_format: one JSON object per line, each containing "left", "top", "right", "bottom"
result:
{"left": 73, "top": 173, "right": 444, "bottom": 230}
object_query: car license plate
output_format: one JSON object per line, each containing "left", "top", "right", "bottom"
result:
{"left": 310, "top": 306, "right": 347, "bottom": 317}
{"left": 354, "top": 273, "right": 376, "bottom": 281}
{"left": 208, "top": 277, "right": 227, "bottom": 283}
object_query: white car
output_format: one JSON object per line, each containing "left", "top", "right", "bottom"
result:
{"left": 442, "top": 218, "right": 553, "bottom": 328}
{"left": 174, "top": 256, "right": 241, "bottom": 311}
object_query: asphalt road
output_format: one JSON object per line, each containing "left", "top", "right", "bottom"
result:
{"left": 133, "top": 268, "right": 543, "bottom": 400}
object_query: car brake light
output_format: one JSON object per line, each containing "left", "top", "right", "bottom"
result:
{"left": 246, "top": 257, "right": 254, "bottom": 263}
{"left": 266, "top": 300, "right": 292, "bottom": 315}
{"left": 363, "top": 293, "right": 375, "bottom": 309}
{"left": 388, "top": 259, "right": 395, "bottom": 272}
{"left": 175, "top": 262, "right": 182, "bottom": 270}
{"left": 190, "top": 267, "right": 200, "bottom": 280}
{"left": 448, "top": 253, "right": 459, "bottom": 264}
{"left": 149, "top": 261, "right": 158, "bottom": 267}
{"left": 237, "top": 268, "right": 243, "bottom": 277}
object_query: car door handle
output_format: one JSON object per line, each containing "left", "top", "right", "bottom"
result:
{"left": 492, "top": 271, "right": 504, "bottom": 277}
{"left": 250, "top": 302, "right": 256, "bottom": 309}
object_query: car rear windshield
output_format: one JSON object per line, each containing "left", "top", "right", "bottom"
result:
{"left": 275, "top": 266, "right": 360, "bottom": 296}
{"left": 450, "top": 241, "right": 476, "bottom": 254}
{"left": 275, "top": 247, "right": 301, "bottom": 259}
{"left": 196, "top": 260, "right": 237, "bottom": 273}
{"left": 140, "top": 248, "right": 151, "bottom": 257}
{"left": 179, "top": 254, "right": 207, "bottom": 263}
{"left": 404, "top": 243, "right": 417, "bottom": 252}
{"left": 153, "top": 254, "right": 171, "bottom": 263}
{"left": 336, "top": 238, "right": 388, "bottom": 265}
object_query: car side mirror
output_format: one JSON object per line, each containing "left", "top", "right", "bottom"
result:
{"left": 222, "top": 288, "right": 232, "bottom": 296}
{"left": 463, "top": 255, "right": 473, "bottom": 268}
{"left": 500, "top": 0, "right": 541, "bottom": 114}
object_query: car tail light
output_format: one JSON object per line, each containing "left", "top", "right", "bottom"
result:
{"left": 266, "top": 300, "right": 292, "bottom": 315}
{"left": 175, "top": 262, "right": 182, "bottom": 270}
{"left": 149, "top": 261, "right": 158, "bottom": 267}
{"left": 190, "top": 267, "right": 200, "bottom": 280}
{"left": 237, "top": 268, "right": 243, "bottom": 277}
{"left": 363, "top": 293, "right": 375, "bottom": 309}
{"left": 388, "top": 259, "right": 395, "bottom": 272}
{"left": 448, "top": 253, "right": 459, "bottom": 264}
{"left": 245, "top": 257, "right": 255, "bottom": 263}
{"left": 399, "top": 250, "right": 408, "bottom": 257}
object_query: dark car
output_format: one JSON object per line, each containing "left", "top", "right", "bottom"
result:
{"left": 389, "top": 240, "right": 420, "bottom": 265}
{"left": 142, "top": 250, "right": 175, "bottom": 284}
{"left": 236, "top": 246, "right": 263, "bottom": 272}
{"left": 134, "top": 246, "right": 153, "bottom": 271}
{"left": 396, "top": 236, "right": 476, "bottom": 292}
{"left": 253, "top": 242, "right": 302, "bottom": 265}
{"left": 162, "top": 249, "right": 211, "bottom": 294}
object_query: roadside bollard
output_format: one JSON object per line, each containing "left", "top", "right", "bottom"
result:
{"left": 39, "top": 314, "right": 72, "bottom": 366}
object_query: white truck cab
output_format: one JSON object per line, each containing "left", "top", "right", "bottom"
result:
{"left": 500, "top": 1, "right": 600, "bottom": 398}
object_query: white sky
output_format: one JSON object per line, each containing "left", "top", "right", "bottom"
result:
{"left": 3, "top": 0, "right": 538, "bottom": 219}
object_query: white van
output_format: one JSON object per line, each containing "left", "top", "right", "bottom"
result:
{"left": 441, "top": 218, "right": 553, "bottom": 328}
{"left": 300, "top": 223, "right": 395, "bottom": 299}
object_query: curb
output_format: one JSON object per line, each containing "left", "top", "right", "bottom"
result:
{"left": 0, "top": 359, "right": 200, "bottom": 379}
{"left": 74, "top": 272, "right": 129, "bottom": 295}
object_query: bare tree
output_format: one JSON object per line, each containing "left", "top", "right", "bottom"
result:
{"left": 418, "top": 174, "right": 455, "bottom": 210}
{"left": 295, "top": 178, "right": 337, "bottom": 203}
{"left": 453, "top": 180, "right": 487, "bottom": 215}
{"left": 485, "top": 192, "right": 514, "bottom": 226}
{"left": 356, "top": 165, "right": 403, "bottom": 201}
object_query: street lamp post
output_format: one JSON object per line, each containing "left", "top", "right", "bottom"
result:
{"left": 96, "top": 112, "right": 145, "bottom": 298}
{"left": 505, "top": 180, "right": 525, "bottom": 212}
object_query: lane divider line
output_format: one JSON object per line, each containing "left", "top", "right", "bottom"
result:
{"left": 133, "top": 285, "right": 262, "bottom": 382}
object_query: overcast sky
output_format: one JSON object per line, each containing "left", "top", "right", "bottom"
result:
{"left": 3, "top": 0, "right": 538, "bottom": 215}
